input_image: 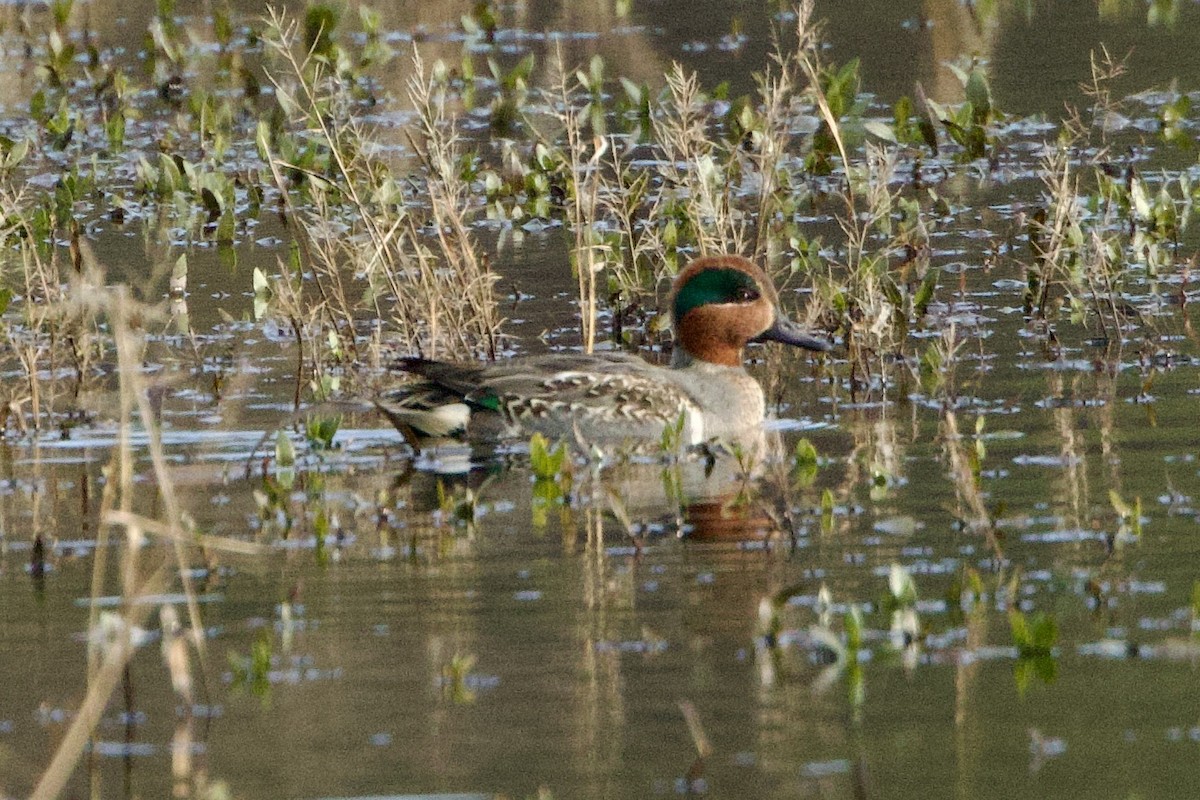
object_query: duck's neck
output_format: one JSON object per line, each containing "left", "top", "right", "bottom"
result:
{"left": 671, "top": 345, "right": 743, "bottom": 369}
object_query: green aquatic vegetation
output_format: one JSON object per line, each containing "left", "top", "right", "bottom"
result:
{"left": 886, "top": 562, "right": 918, "bottom": 609}
{"left": 658, "top": 412, "right": 688, "bottom": 459}
{"left": 615, "top": 75, "right": 654, "bottom": 137}
{"left": 1020, "top": 48, "right": 1198, "bottom": 347}
{"left": 1108, "top": 489, "right": 1143, "bottom": 541}
{"left": 790, "top": 437, "right": 820, "bottom": 487}
{"left": 1157, "top": 89, "right": 1191, "bottom": 147}
{"left": 808, "top": 599, "right": 866, "bottom": 714}
{"left": 575, "top": 54, "right": 610, "bottom": 136}
{"left": 819, "top": 486, "right": 836, "bottom": 532}
{"left": 1009, "top": 609, "right": 1058, "bottom": 691}
{"left": 437, "top": 478, "right": 487, "bottom": 530}
{"left": 303, "top": 3, "right": 340, "bottom": 61}
{"left": 529, "top": 432, "right": 568, "bottom": 480}
{"left": 867, "top": 57, "right": 1001, "bottom": 162}
{"left": 228, "top": 632, "right": 274, "bottom": 699}
{"left": 305, "top": 414, "right": 342, "bottom": 452}
{"left": 487, "top": 53, "right": 536, "bottom": 136}
{"left": 461, "top": 1, "right": 498, "bottom": 45}
{"left": 947, "top": 567, "right": 988, "bottom": 616}
{"left": 805, "top": 58, "right": 864, "bottom": 176}
{"left": 440, "top": 652, "right": 480, "bottom": 704}
{"left": 529, "top": 433, "right": 571, "bottom": 527}
{"left": 274, "top": 429, "right": 296, "bottom": 486}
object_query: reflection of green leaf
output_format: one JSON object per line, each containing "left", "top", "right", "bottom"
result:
{"left": 274, "top": 431, "right": 296, "bottom": 490}
{"left": 530, "top": 477, "right": 562, "bottom": 529}
{"left": 1014, "top": 652, "right": 1057, "bottom": 695}
{"left": 216, "top": 210, "right": 235, "bottom": 244}
{"left": 846, "top": 660, "right": 864, "bottom": 713}
{"left": 441, "top": 653, "right": 477, "bottom": 704}
{"left": 1033, "top": 653, "right": 1057, "bottom": 683}
{"left": 0, "top": 287, "right": 10, "bottom": 315}
{"left": 1013, "top": 657, "right": 1033, "bottom": 695}
{"left": 889, "top": 563, "right": 918, "bottom": 607}
{"left": 845, "top": 605, "right": 863, "bottom": 652}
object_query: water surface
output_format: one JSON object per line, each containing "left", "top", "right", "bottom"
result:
{"left": 3, "top": 1, "right": 1200, "bottom": 799}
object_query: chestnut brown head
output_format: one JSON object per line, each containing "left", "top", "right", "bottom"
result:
{"left": 671, "top": 255, "right": 830, "bottom": 367}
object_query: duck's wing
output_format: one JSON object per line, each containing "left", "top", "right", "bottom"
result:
{"left": 385, "top": 354, "right": 699, "bottom": 441}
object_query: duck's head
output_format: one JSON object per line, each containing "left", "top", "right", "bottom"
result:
{"left": 670, "top": 255, "right": 831, "bottom": 367}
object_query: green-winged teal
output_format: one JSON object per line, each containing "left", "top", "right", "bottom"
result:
{"left": 376, "top": 254, "right": 830, "bottom": 448}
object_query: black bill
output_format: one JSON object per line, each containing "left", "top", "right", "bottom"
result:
{"left": 754, "top": 313, "right": 832, "bottom": 352}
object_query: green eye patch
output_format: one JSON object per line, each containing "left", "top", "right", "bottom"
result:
{"left": 672, "top": 268, "right": 761, "bottom": 322}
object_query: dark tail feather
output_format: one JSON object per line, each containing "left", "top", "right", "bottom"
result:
{"left": 390, "top": 356, "right": 437, "bottom": 375}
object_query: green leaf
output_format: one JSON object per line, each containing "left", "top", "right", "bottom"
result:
{"left": 200, "top": 186, "right": 222, "bottom": 219}
{"left": 965, "top": 68, "right": 992, "bottom": 123}
{"left": 913, "top": 268, "right": 940, "bottom": 318}
{"left": 529, "top": 432, "right": 566, "bottom": 480}
{"left": 275, "top": 430, "right": 295, "bottom": 468}
{"left": 889, "top": 563, "right": 918, "bottom": 606}
{"left": 619, "top": 76, "right": 641, "bottom": 104}
{"left": 169, "top": 253, "right": 188, "bottom": 296}
{"left": 253, "top": 266, "right": 270, "bottom": 294}
{"left": 1030, "top": 613, "right": 1058, "bottom": 651}
{"left": 845, "top": 604, "right": 863, "bottom": 652}
{"left": 3, "top": 138, "right": 29, "bottom": 170}
{"left": 216, "top": 210, "right": 235, "bottom": 244}
{"left": 792, "top": 438, "right": 819, "bottom": 468}
{"left": 863, "top": 120, "right": 898, "bottom": 143}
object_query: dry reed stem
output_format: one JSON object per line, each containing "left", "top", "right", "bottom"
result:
{"left": 30, "top": 255, "right": 213, "bottom": 798}
{"left": 31, "top": 563, "right": 173, "bottom": 800}
{"left": 261, "top": 10, "right": 500, "bottom": 364}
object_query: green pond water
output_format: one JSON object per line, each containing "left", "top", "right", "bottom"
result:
{"left": 4, "top": 1, "right": 1200, "bottom": 799}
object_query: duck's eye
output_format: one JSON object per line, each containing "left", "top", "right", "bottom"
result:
{"left": 733, "top": 286, "right": 760, "bottom": 303}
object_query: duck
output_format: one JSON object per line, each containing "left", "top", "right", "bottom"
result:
{"left": 376, "top": 254, "right": 830, "bottom": 449}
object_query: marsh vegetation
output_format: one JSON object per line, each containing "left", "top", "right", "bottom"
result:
{"left": 3, "top": 0, "right": 1200, "bottom": 798}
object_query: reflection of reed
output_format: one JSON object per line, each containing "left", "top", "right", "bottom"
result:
{"left": 940, "top": 410, "right": 1000, "bottom": 559}
{"left": 953, "top": 582, "right": 989, "bottom": 800}
{"left": 523, "top": 1, "right": 668, "bottom": 90}
{"left": 1046, "top": 364, "right": 1126, "bottom": 562}
{"left": 572, "top": 503, "right": 627, "bottom": 790}
{"left": 24, "top": 284, "right": 271, "bottom": 800}
{"left": 1051, "top": 372, "right": 1089, "bottom": 534}
{"left": 923, "top": 0, "right": 1000, "bottom": 104}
